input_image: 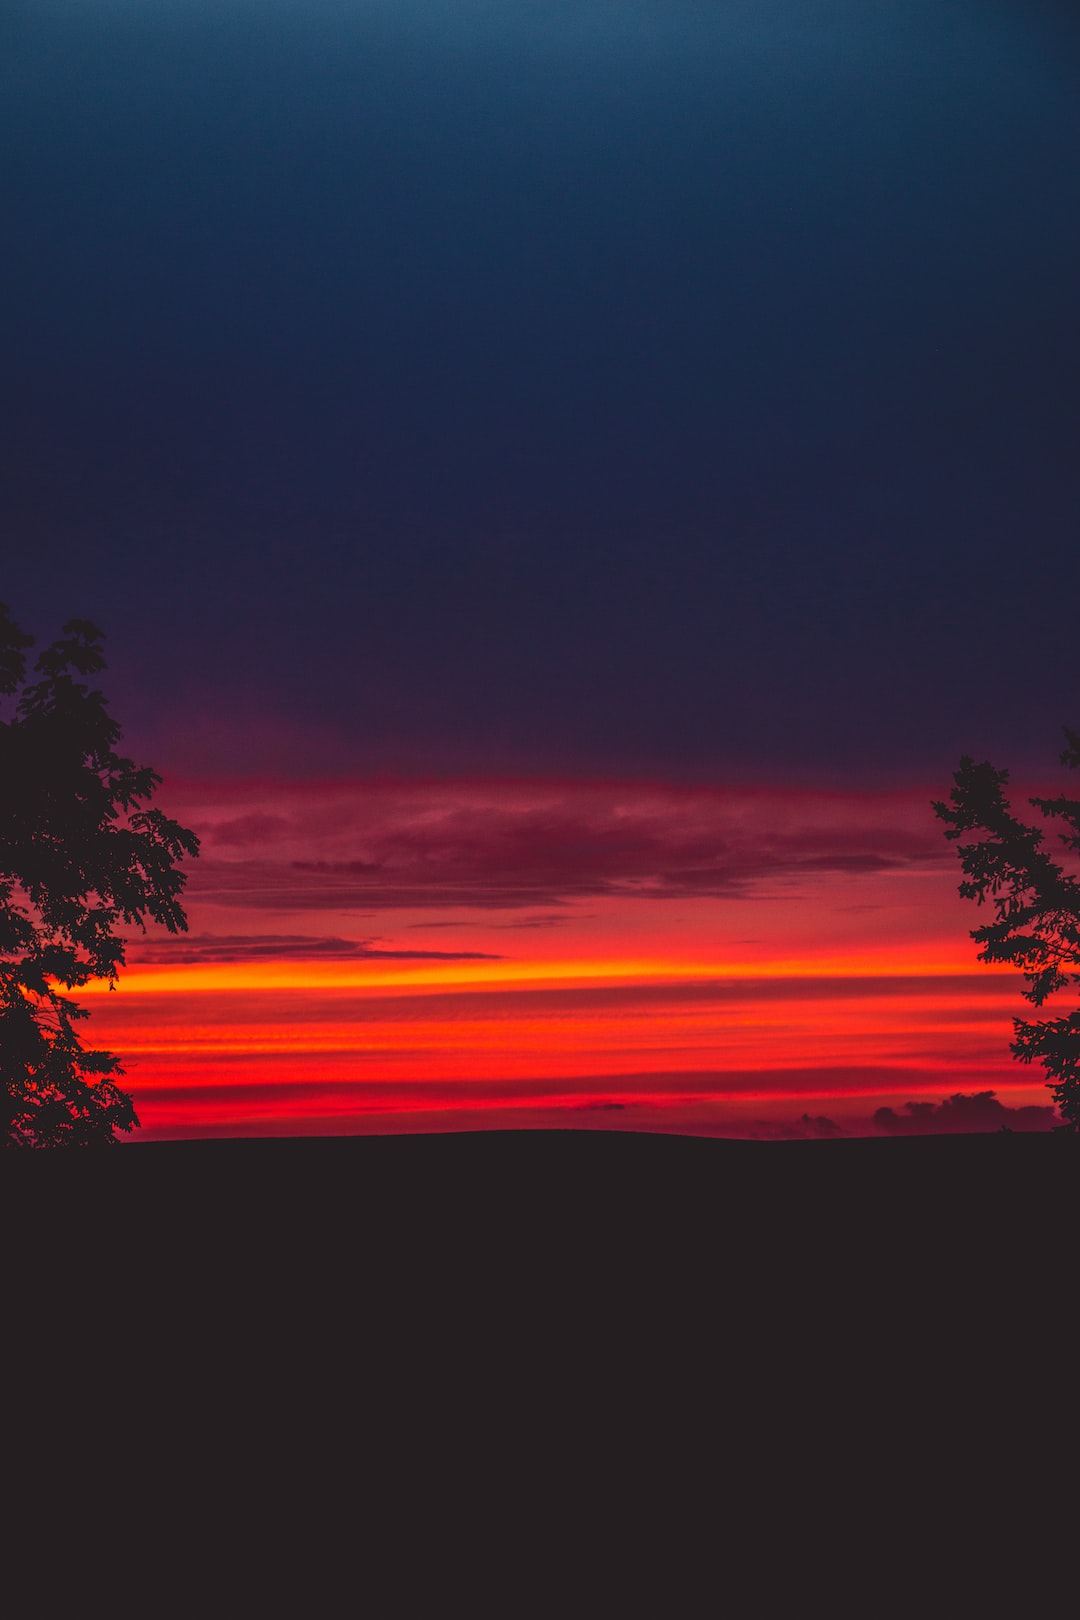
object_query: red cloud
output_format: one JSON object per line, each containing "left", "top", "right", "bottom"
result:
{"left": 123, "top": 932, "right": 500, "bottom": 965}
{"left": 171, "top": 778, "right": 947, "bottom": 912}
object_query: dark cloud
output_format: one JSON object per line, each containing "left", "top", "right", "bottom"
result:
{"left": 496, "top": 913, "right": 579, "bottom": 929}
{"left": 182, "top": 791, "right": 944, "bottom": 912}
{"left": 800, "top": 1113, "right": 846, "bottom": 1138}
{"left": 290, "top": 810, "right": 941, "bottom": 907}
{"left": 873, "top": 1092, "right": 1059, "bottom": 1135}
{"left": 124, "top": 933, "right": 500, "bottom": 965}
{"left": 744, "top": 1114, "right": 846, "bottom": 1141}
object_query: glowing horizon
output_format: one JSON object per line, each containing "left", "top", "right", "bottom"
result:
{"left": 61, "top": 772, "right": 1063, "bottom": 1140}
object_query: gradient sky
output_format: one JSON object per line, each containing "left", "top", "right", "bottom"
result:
{"left": 4, "top": 2, "right": 1078, "bottom": 1136}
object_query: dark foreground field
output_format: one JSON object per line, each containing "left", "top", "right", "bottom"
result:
{"left": 11, "top": 1130, "right": 1078, "bottom": 1605}
{"left": 13, "top": 1127, "right": 1077, "bottom": 1312}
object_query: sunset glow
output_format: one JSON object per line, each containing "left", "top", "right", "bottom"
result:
{"left": 71, "top": 775, "right": 1051, "bottom": 1139}
{"left": 8, "top": 0, "right": 1077, "bottom": 1147}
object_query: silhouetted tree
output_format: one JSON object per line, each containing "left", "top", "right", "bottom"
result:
{"left": 933, "top": 728, "right": 1080, "bottom": 1131}
{"left": 1, "top": 604, "right": 199, "bottom": 1146}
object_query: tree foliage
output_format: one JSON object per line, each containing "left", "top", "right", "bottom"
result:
{"left": 1, "top": 603, "right": 199, "bottom": 1146}
{"left": 933, "top": 728, "right": 1080, "bottom": 1130}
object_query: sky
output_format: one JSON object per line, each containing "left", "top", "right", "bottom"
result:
{"left": 4, "top": 1, "right": 1078, "bottom": 1136}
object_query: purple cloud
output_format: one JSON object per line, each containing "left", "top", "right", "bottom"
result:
{"left": 123, "top": 932, "right": 500, "bottom": 965}
{"left": 873, "top": 1091, "right": 1059, "bottom": 1134}
{"left": 169, "top": 779, "right": 951, "bottom": 917}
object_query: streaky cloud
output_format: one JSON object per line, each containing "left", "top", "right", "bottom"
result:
{"left": 174, "top": 778, "right": 947, "bottom": 912}
{"left": 124, "top": 932, "right": 500, "bottom": 964}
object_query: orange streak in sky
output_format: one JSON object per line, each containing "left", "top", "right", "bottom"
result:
{"left": 69, "top": 773, "right": 1062, "bottom": 1138}
{"left": 79, "top": 943, "right": 1003, "bottom": 997}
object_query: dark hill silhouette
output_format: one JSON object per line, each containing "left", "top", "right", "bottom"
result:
{"left": 12, "top": 1128, "right": 1075, "bottom": 1373}
{"left": 9, "top": 1130, "right": 1075, "bottom": 1608}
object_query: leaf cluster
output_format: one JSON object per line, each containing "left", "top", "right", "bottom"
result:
{"left": 1, "top": 604, "right": 200, "bottom": 1146}
{"left": 933, "top": 728, "right": 1080, "bottom": 1129}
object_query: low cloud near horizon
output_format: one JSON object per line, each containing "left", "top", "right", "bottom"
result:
{"left": 750, "top": 1113, "right": 847, "bottom": 1140}
{"left": 874, "top": 1091, "right": 1059, "bottom": 1134}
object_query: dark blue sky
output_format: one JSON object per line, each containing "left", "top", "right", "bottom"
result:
{"left": 4, "top": 1, "right": 1078, "bottom": 780}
